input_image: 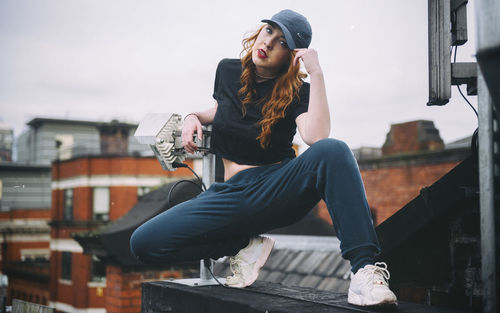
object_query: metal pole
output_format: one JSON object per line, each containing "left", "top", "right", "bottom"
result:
{"left": 477, "top": 69, "right": 497, "bottom": 313}
{"left": 475, "top": 0, "right": 499, "bottom": 311}
{"left": 200, "top": 125, "right": 216, "bottom": 282}
{"left": 168, "top": 125, "right": 225, "bottom": 286}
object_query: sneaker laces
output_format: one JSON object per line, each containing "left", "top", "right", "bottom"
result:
{"left": 359, "top": 262, "right": 390, "bottom": 286}
{"left": 229, "top": 256, "right": 244, "bottom": 276}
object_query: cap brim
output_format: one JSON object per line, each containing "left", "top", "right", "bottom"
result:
{"left": 261, "top": 19, "right": 296, "bottom": 50}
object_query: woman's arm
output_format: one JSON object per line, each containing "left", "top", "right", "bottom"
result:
{"left": 185, "top": 102, "right": 218, "bottom": 125}
{"left": 293, "top": 49, "right": 331, "bottom": 146}
{"left": 182, "top": 101, "right": 218, "bottom": 153}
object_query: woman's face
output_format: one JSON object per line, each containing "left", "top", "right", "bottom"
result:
{"left": 252, "top": 24, "right": 290, "bottom": 74}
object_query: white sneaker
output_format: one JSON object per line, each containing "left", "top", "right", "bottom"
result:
{"left": 348, "top": 262, "right": 398, "bottom": 307}
{"left": 225, "top": 236, "right": 275, "bottom": 288}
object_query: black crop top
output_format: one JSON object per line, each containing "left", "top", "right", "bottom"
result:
{"left": 209, "top": 58, "right": 310, "bottom": 165}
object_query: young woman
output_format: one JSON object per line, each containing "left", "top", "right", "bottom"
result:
{"left": 130, "top": 9, "right": 398, "bottom": 307}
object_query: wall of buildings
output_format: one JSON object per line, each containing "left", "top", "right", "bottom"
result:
{"left": 49, "top": 155, "right": 194, "bottom": 313}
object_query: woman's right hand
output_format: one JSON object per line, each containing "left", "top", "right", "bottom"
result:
{"left": 182, "top": 114, "right": 203, "bottom": 153}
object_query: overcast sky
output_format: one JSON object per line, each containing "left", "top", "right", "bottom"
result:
{"left": 0, "top": 0, "right": 479, "bottom": 151}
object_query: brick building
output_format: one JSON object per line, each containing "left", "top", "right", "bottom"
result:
{"left": 1, "top": 116, "right": 201, "bottom": 312}
{"left": 48, "top": 155, "right": 196, "bottom": 313}
{"left": 74, "top": 179, "right": 204, "bottom": 313}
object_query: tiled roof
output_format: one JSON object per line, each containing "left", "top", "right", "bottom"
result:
{"left": 214, "top": 235, "right": 351, "bottom": 293}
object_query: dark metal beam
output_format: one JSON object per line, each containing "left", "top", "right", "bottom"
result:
{"left": 428, "top": 0, "right": 452, "bottom": 106}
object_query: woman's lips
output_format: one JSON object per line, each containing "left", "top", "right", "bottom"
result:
{"left": 257, "top": 49, "right": 267, "bottom": 58}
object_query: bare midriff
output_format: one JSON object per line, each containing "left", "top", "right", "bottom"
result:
{"left": 222, "top": 158, "right": 282, "bottom": 181}
{"left": 222, "top": 158, "right": 259, "bottom": 182}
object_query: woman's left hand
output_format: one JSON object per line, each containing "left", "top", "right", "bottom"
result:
{"left": 293, "top": 48, "right": 322, "bottom": 75}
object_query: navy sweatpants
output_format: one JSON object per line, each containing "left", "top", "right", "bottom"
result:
{"left": 130, "top": 138, "right": 381, "bottom": 265}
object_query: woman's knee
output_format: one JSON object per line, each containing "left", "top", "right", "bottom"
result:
{"left": 129, "top": 222, "right": 177, "bottom": 263}
{"left": 308, "top": 138, "right": 353, "bottom": 160}
{"left": 129, "top": 226, "right": 148, "bottom": 261}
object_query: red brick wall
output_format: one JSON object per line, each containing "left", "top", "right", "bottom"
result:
{"left": 316, "top": 162, "right": 460, "bottom": 226}
{"left": 105, "top": 265, "right": 184, "bottom": 313}
{"left": 8, "top": 277, "right": 50, "bottom": 306}
{"left": 73, "top": 187, "right": 92, "bottom": 220}
{"left": 0, "top": 209, "right": 50, "bottom": 220}
{"left": 52, "top": 156, "right": 194, "bottom": 180}
{"left": 361, "top": 162, "right": 459, "bottom": 225}
{"left": 50, "top": 251, "right": 105, "bottom": 310}
{"left": 109, "top": 186, "right": 139, "bottom": 220}
{"left": 3, "top": 241, "right": 48, "bottom": 262}
{"left": 382, "top": 120, "right": 444, "bottom": 155}
{"left": 52, "top": 189, "right": 62, "bottom": 221}
{"left": 0, "top": 208, "right": 50, "bottom": 271}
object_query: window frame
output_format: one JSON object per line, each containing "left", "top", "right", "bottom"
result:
{"left": 61, "top": 251, "right": 72, "bottom": 281}
{"left": 63, "top": 189, "right": 73, "bottom": 221}
{"left": 92, "top": 187, "right": 110, "bottom": 221}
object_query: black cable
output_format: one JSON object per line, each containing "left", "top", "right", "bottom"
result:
{"left": 166, "top": 161, "right": 208, "bottom": 209}
{"left": 168, "top": 161, "right": 227, "bottom": 286}
{"left": 203, "top": 259, "right": 229, "bottom": 288}
{"left": 453, "top": 45, "right": 478, "bottom": 118}
{"left": 173, "top": 161, "right": 206, "bottom": 191}
{"left": 167, "top": 179, "right": 203, "bottom": 209}
{"left": 187, "top": 166, "right": 206, "bottom": 191}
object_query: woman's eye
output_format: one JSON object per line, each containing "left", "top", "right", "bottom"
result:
{"left": 265, "top": 27, "right": 272, "bottom": 34}
{"left": 280, "top": 40, "right": 288, "bottom": 48}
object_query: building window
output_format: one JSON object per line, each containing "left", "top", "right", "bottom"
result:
{"left": 61, "top": 252, "right": 72, "bottom": 280}
{"left": 93, "top": 187, "right": 109, "bottom": 221}
{"left": 91, "top": 255, "right": 106, "bottom": 282}
{"left": 55, "top": 134, "right": 74, "bottom": 160}
{"left": 63, "top": 189, "right": 73, "bottom": 220}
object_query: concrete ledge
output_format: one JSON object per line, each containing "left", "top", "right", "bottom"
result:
{"left": 142, "top": 280, "right": 469, "bottom": 313}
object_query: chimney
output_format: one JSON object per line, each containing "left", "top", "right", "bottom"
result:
{"left": 97, "top": 120, "right": 130, "bottom": 155}
{"left": 382, "top": 120, "right": 444, "bottom": 156}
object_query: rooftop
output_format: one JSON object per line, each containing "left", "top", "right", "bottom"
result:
{"left": 26, "top": 117, "right": 138, "bottom": 128}
{"left": 142, "top": 280, "right": 469, "bottom": 313}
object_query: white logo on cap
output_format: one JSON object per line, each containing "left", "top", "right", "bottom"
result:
{"left": 297, "top": 32, "right": 304, "bottom": 40}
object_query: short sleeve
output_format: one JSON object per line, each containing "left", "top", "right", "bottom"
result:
{"left": 212, "top": 59, "right": 223, "bottom": 100}
{"left": 291, "top": 82, "right": 310, "bottom": 120}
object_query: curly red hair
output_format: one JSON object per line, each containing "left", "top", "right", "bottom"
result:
{"left": 238, "top": 25, "right": 307, "bottom": 149}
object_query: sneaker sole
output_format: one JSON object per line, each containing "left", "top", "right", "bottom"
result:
{"left": 227, "top": 236, "right": 275, "bottom": 288}
{"left": 347, "top": 289, "right": 398, "bottom": 308}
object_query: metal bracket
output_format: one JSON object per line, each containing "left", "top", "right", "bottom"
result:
{"left": 451, "top": 62, "right": 477, "bottom": 95}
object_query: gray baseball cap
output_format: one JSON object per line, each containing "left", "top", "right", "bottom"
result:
{"left": 261, "top": 9, "right": 312, "bottom": 50}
